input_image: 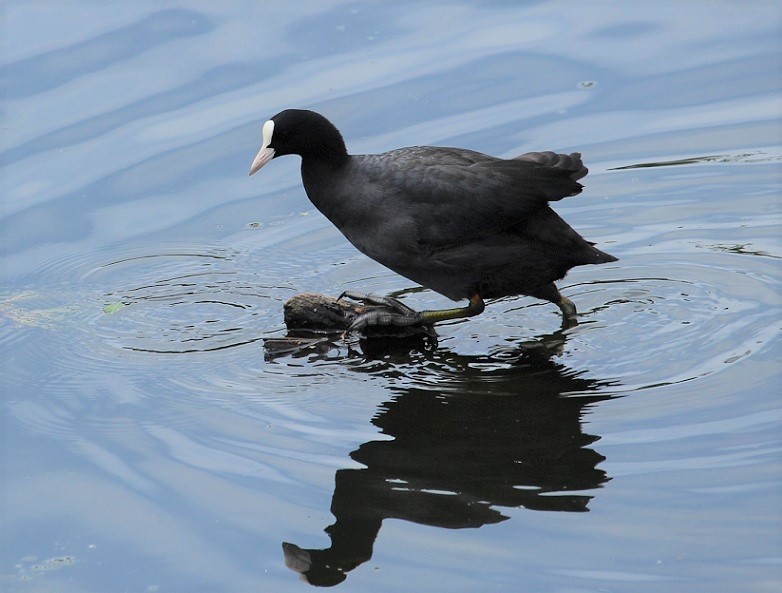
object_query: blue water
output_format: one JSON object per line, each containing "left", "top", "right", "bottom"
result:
{"left": 2, "top": 2, "right": 781, "bottom": 592}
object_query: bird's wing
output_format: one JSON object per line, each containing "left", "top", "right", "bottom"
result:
{"left": 364, "top": 149, "right": 587, "bottom": 247}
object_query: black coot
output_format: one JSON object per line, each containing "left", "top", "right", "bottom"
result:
{"left": 250, "top": 109, "right": 617, "bottom": 330}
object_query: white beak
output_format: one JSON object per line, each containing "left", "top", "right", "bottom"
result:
{"left": 249, "top": 146, "right": 275, "bottom": 176}
{"left": 248, "top": 119, "right": 275, "bottom": 176}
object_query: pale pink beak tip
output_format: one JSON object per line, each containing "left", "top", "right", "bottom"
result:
{"left": 249, "top": 147, "right": 275, "bottom": 176}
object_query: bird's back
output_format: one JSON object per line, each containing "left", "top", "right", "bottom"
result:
{"left": 301, "top": 145, "right": 614, "bottom": 301}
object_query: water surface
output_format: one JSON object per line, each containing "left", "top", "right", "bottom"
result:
{"left": 2, "top": 1, "right": 781, "bottom": 592}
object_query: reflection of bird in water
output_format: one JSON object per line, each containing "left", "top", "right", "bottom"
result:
{"left": 281, "top": 334, "right": 616, "bottom": 586}
{"left": 250, "top": 109, "right": 616, "bottom": 334}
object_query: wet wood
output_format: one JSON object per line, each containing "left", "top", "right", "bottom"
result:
{"left": 283, "top": 292, "right": 363, "bottom": 331}
{"left": 262, "top": 293, "right": 436, "bottom": 358}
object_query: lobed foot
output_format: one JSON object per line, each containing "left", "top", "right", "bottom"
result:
{"left": 338, "top": 291, "right": 418, "bottom": 316}
{"left": 338, "top": 291, "right": 426, "bottom": 333}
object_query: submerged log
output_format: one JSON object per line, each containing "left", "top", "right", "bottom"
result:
{"left": 283, "top": 292, "right": 363, "bottom": 332}
{"left": 263, "top": 293, "right": 436, "bottom": 358}
{"left": 283, "top": 292, "right": 434, "bottom": 338}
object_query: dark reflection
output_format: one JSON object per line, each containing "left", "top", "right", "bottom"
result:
{"left": 609, "top": 151, "right": 768, "bottom": 170}
{"left": 282, "top": 332, "right": 616, "bottom": 586}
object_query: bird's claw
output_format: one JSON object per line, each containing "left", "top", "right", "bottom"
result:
{"left": 337, "top": 291, "right": 432, "bottom": 337}
{"left": 347, "top": 308, "right": 424, "bottom": 332}
{"left": 338, "top": 290, "right": 418, "bottom": 316}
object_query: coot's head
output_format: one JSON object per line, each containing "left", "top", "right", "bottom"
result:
{"left": 249, "top": 109, "right": 348, "bottom": 175}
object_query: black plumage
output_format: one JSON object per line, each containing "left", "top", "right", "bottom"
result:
{"left": 250, "top": 109, "right": 616, "bottom": 329}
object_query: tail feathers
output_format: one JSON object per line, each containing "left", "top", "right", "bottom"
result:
{"left": 515, "top": 151, "right": 588, "bottom": 182}
{"left": 587, "top": 245, "right": 618, "bottom": 264}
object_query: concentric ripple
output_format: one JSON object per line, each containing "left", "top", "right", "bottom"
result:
{"left": 541, "top": 252, "right": 781, "bottom": 392}
{"left": 97, "top": 259, "right": 269, "bottom": 354}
